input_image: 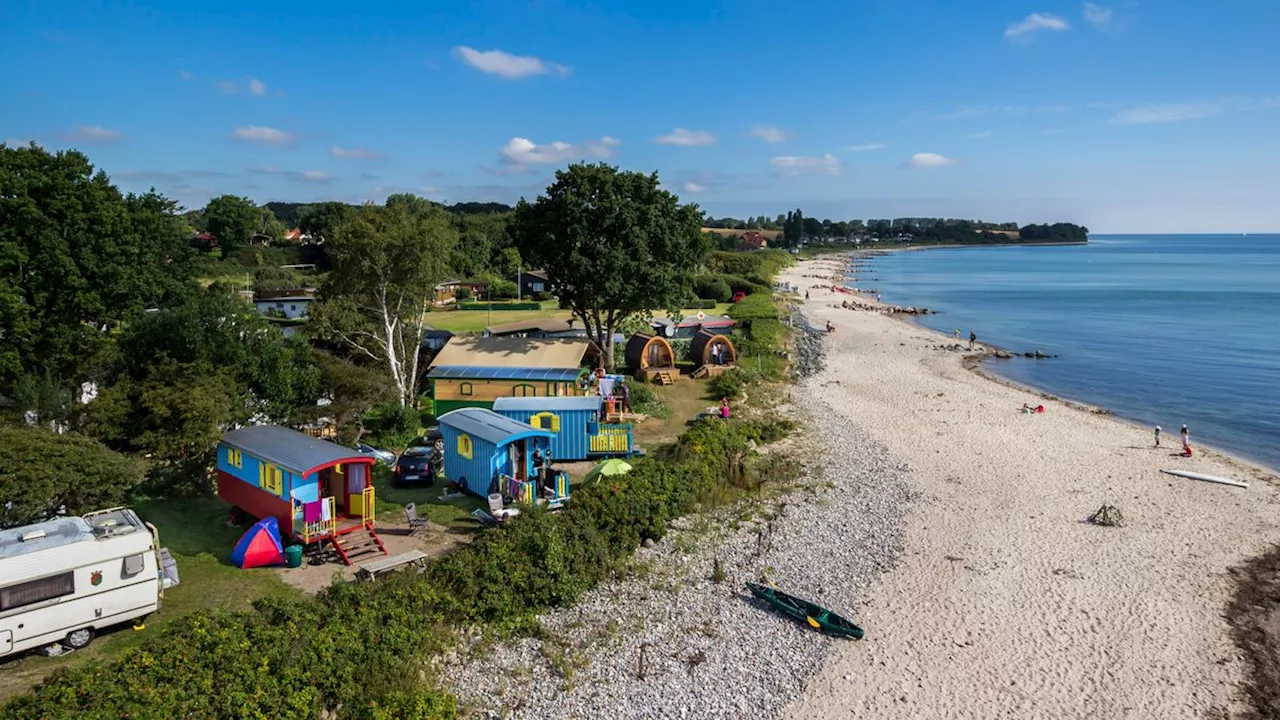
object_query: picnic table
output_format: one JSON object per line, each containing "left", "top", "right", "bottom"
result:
{"left": 355, "top": 549, "right": 429, "bottom": 582}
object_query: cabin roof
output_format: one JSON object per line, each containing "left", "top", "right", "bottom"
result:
{"left": 221, "top": 425, "right": 371, "bottom": 475}
{"left": 437, "top": 407, "right": 554, "bottom": 446}
{"left": 492, "top": 396, "right": 603, "bottom": 413}
{"left": 428, "top": 336, "right": 588, "bottom": 370}
{"left": 426, "top": 365, "right": 584, "bottom": 381}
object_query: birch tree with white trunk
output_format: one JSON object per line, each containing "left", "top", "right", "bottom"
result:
{"left": 310, "top": 196, "right": 455, "bottom": 406}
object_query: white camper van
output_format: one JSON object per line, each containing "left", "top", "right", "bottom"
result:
{"left": 0, "top": 507, "right": 165, "bottom": 658}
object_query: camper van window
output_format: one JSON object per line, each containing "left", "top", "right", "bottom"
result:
{"left": 228, "top": 448, "right": 243, "bottom": 468}
{"left": 123, "top": 553, "right": 146, "bottom": 577}
{"left": 0, "top": 571, "right": 75, "bottom": 612}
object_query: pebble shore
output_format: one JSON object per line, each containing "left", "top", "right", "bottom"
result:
{"left": 438, "top": 308, "right": 913, "bottom": 719}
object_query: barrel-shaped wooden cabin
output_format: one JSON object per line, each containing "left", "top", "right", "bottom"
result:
{"left": 690, "top": 329, "right": 737, "bottom": 378}
{"left": 625, "top": 333, "right": 678, "bottom": 383}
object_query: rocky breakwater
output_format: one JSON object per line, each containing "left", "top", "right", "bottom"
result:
{"left": 836, "top": 298, "right": 935, "bottom": 315}
{"left": 789, "top": 305, "right": 827, "bottom": 380}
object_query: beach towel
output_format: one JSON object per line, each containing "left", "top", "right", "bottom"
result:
{"left": 319, "top": 501, "right": 332, "bottom": 523}
{"left": 303, "top": 501, "right": 322, "bottom": 524}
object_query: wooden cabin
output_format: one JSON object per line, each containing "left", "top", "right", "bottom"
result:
{"left": 626, "top": 333, "right": 678, "bottom": 384}
{"left": 425, "top": 336, "right": 591, "bottom": 414}
{"left": 437, "top": 408, "right": 565, "bottom": 502}
{"left": 491, "top": 396, "right": 635, "bottom": 461}
{"left": 216, "top": 426, "right": 386, "bottom": 565}
{"left": 484, "top": 318, "right": 574, "bottom": 339}
{"left": 690, "top": 329, "right": 737, "bottom": 378}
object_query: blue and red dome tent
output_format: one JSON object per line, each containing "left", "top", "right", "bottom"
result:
{"left": 231, "top": 516, "right": 286, "bottom": 569}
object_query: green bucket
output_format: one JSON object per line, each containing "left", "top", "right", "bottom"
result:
{"left": 284, "top": 545, "right": 303, "bottom": 569}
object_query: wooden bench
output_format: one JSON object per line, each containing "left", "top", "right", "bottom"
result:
{"left": 355, "top": 549, "right": 429, "bottom": 582}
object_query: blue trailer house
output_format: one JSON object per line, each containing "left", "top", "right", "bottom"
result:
{"left": 437, "top": 408, "right": 564, "bottom": 502}
{"left": 491, "top": 396, "right": 635, "bottom": 461}
{"left": 216, "top": 426, "right": 387, "bottom": 565}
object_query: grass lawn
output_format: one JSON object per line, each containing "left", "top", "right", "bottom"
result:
{"left": 424, "top": 301, "right": 736, "bottom": 335}
{"left": 631, "top": 378, "right": 720, "bottom": 449}
{"left": 0, "top": 495, "right": 300, "bottom": 704}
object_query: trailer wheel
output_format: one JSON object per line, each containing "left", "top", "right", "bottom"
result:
{"left": 63, "top": 628, "right": 95, "bottom": 650}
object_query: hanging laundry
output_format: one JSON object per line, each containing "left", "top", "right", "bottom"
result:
{"left": 303, "top": 501, "right": 322, "bottom": 524}
{"left": 319, "top": 501, "right": 332, "bottom": 523}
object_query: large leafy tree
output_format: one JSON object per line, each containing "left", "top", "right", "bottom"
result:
{"left": 511, "top": 163, "right": 711, "bottom": 370}
{"left": 0, "top": 426, "right": 145, "bottom": 528}
{"left": 310, "top": 196, "right": 456, "bottom": 406}
{"left": 0, "top": 143, "right": 193, "bottom": 395}
{"left": 203, "top": 194, "right": 259, "bottom": 258}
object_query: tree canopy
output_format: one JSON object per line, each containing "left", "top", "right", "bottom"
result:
{"left": 0, "top": 426, "right": 145, "bottom": 528}
{"left": 204, "top": 194, "right": 260, "bottom": 258}
{"left": 0, "top": 143, "right": 194, "bottom": 397}
{"left": 512, "top": 163, "right": 710, "bottom": 369}
{"left": 310, "top": 198, "right": 456, "bottom": 405}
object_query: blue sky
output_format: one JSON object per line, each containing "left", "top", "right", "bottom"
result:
{"left": 3, "top": 0, "right": 1278, "bottom": 232}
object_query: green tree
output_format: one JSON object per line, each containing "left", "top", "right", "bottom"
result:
{"left": 204, "top": 194, "right": 259, "bottom": 258}
{"left": 0, "top": 143, "right": 194, "bottom": 396}
{"left": 0, "top": 426, "right": 145, "bottom": 527}
{"left": 299, "top": 201, "right": 352, "bottom": 243}
{"left": 512, "top": 163, "right": 710, "bottom": 370}
{"left": 311, "top": 198, "right": 456, "bottom": 406}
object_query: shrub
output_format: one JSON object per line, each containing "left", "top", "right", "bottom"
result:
{"left": 455, "top": 287, "right": 473, "bottom": 301}
{"left": 691, "top": 275, "right": 732, "bottom": 303}
{"left": 706, "top": 368, "right": 754, "bottom": 400}
{"left": 688, "top": 298, "right": 718, "bottom": 310}
{"left": 364, "top": 402, "right": 420, "bottom": 448}
{"left": 489, "top": 279, "right": 519, "bottom": 299}
{"left": 533, "top": 291, "right": 553, "bottom": 302}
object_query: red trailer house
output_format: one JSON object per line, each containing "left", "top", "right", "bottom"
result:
{"left": 216, "top": 426, "right": 387, "bottom": 565}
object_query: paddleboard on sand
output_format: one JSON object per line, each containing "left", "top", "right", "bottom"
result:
{"left": 1160, "top": 468, "right": 1249, "bottom": 489}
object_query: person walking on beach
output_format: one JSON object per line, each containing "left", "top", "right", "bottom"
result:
{"left": 1154, "top": 425, "right": 1162, "bottom": 447}
{"left": 969, "top": 331, "right": 977, "bottom": 351}
{"left": 954, "top": 329, "right": 961, "bottom": 339}
{"left": 1180, "top": 424, "right": 1191, "bottom": 456}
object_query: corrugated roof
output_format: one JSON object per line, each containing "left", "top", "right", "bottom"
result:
{"left": 428, "top": 336, "right": 588, "bottom": 369}
{"left": 437, "top": 408, "right": 554, "bottom": 446}
{"left": 486, "top": 318, "right": 574, "bottom": 335}
{"left": 221, "top": 425, "right": 370, "bottom": 474}
{"left": 492, "top": 396, "right": 602, "bottom": 412}
{"left": 426, "top": 366, "right": 584, "bottom": 381}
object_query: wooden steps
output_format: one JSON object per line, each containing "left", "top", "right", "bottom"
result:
{"left": 329, "top": 526, "right": 388, "bottom": 566}
{"left": 656, "top": 370, "right": 675, "bottom": 385}
{"left": 691, "top": 366, "right": 709, "bottom": 379}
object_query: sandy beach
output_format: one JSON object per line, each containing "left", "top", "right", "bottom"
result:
{"left": 780, "top": 255, "right": 1280, "bottom": 718}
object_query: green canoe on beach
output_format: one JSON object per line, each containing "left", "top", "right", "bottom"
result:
{"left": 746, "top": 582, "right": 865, "bottom": 640}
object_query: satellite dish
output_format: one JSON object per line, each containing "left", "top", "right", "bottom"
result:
{"left": 663, "top": 324, "right": 675, "bottom": 338}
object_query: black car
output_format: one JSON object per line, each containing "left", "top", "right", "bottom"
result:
{"left": 394, "top": 446, "right": 435, "bottom": 486}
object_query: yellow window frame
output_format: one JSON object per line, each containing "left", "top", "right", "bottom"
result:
{"left": 457, "top": 433, "right": 473, "bottom": 460}
{"left": 531, "top": 412, "right": 561, "bottom": 433}
{"left": 227, "top": 448, "right": 243, "bottom": 468}
{"left": 258, "top": 463, "right": 283, "bottom": 495}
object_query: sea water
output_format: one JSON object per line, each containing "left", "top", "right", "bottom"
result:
{"left": 860, "top": 235, "right": 1280, "bottom": 471}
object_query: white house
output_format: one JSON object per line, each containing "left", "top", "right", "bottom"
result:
{"left": 253, "top": 289, "right": 316, "bottom": 320}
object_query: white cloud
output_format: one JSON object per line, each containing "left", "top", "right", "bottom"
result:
{"left": 1004, "top": 13, "right": 1071, "bottom": 42}
{"left": 1083, "top": 3, "right": 1112, "bottom": 29}
{"left": 682, "top": 181, "right": 708, "bottom": 194}
{"left": 331, "top": 145, "right": 387, "bottom": 160}
{"left": 254, "top": 166, "right": 333, "bottom": 183}
{"left": 845, "top": 143, "right": 887, "bottom": 152}
{"left": 966, "top": 131, "right": 994, "bottom": 140}
{"left": 63, "top": 125, "right": 124, "bottom": 144}
{"left": 452, "top": 46, "right": 570, "bottom": 79}
{"left": 247, "top": 77, "right": 267, "bottom": 96}
{"left": 231, "top": 125, "right": 295, "bottom": 145}
{"left": 904, "top": 152, "right": 959, "bottom": 168}
{"left": 746, "top": 125, "right": 790, "bottom": 143}
{"left": 1109, "top": 102, "right": 1221, "bottom": 125}
{"left": 499, "top": 136, "right": 620, "bottom": 168}
{"left": 178, "top": 70, "right": 193, "bottom": 81}
{"left": 770, "top": 154, "right": 841, "bottom": 176}
{"left": 653, "top": 128, "right": 717, "bottom": 147}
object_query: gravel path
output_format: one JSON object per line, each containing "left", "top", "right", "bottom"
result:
{"left": 437, "top": 309, "right": 913, "bottom": 719}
